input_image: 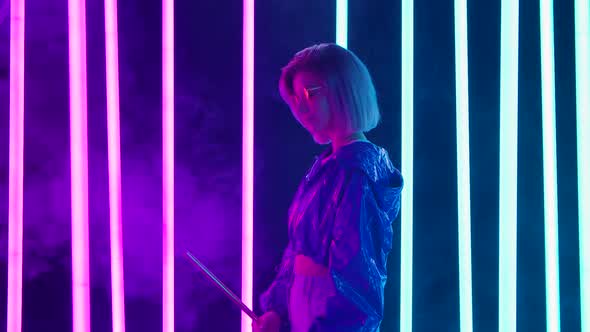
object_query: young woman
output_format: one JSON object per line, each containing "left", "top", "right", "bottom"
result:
{"left": 254, "top": 43, "right": 403, "bottom": 332}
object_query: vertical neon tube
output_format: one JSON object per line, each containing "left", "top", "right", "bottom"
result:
{"left": 336, "top": 0, "right": 348, "bottom": 48}
{"left": 67, "top": 0, "right": 91, "bottom": 330}
{"left": 400, "top": 0, "right": 413, "bottom": 331}
{"left": 104, "top": 0, "right": 126, "bottom": 331}
{"left": 242, "top": 0, "right": 254, "bottom": 330}
{"left": 162, "top": 0, "right": 175, "bottom": 330}
{"left": 539, "top": 0, "right": 562, "bottom": 331}
{"left": 575, "top": 1, "right": 590, "bottom": 331}
{"left": 454, "top": 0, "right": 473, "bottom": 331}
{"left": 498, "top": 1, "right": 519, "bottom": 332}
{"left": 7, "top": 0, "right": 25, "bottom": 331}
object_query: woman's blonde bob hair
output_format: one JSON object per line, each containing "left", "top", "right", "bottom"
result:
{"left": 279, "top": 43, "right": 380, "bottom": 133}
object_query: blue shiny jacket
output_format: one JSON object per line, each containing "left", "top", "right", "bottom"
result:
{"left": 260, "top": 141, "right": 403, "bottom": 332}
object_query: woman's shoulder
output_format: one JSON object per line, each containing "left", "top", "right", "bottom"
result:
{"left": 330, "top": 142, "right": 403, "bottom": 217}
{"left": 330, "top": 141, "right": 401, "bottom": 185}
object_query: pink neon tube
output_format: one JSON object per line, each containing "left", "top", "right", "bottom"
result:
{"left": 67, "top": 0, "right": 91, "bottom": 330}
{"left": 104, "top": 0, "right": 126, "bottom": 331}
{"left": 162, "top": 0, "right": 175, "bottom": 330}
{"left": 7, "top": 0, "right": 25, "bottom": 331}
{"left": 242, "top": 0, "right": 254, "bottom": 331}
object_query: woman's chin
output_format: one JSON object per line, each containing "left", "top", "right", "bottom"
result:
{"left": 311, "top": 133, "right": 331, "bottom": 145}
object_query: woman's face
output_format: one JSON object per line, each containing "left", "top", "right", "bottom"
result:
{"left": 289, "top": 71, "right": 333, "bottom": 144}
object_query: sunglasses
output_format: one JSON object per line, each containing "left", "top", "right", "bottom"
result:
{"left": 292, "top": 85, "right": 325, "bottom": 107}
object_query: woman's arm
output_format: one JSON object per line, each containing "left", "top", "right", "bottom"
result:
{"left": 260, "top": 241, "right": 295, "bottom": 328}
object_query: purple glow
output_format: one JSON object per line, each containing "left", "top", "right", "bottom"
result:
{"left": 67, "top": 0, "right": 91, "bottom": 330}
{"left": 162, "top": 0, "right": 175, "bottom": 330}
{"left": 242, "top": 0, "right": 254, "bottom": 331}
{"left": 105, "top": 0, "right": 126, "bottom": 330}
{"left": 7, "top": 0, "right": 25, "bottom": 331}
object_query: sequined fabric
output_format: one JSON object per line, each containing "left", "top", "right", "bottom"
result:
{"left": 260, "top": 141, "right": 403, "bottom": 332}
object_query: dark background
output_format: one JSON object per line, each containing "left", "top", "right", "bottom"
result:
{"left": 0, "top": 0, "right": 582, "bottom": 331}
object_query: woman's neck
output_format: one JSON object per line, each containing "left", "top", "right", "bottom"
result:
{"left": 330, "top": 132, "right": 367, "bottom": 153}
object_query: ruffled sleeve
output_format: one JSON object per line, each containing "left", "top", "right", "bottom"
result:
{"left": 310, "top": 168, "right": 402, "bottom": 331}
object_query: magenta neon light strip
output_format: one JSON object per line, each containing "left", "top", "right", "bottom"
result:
{"left": 7, "top": 0, "right": 25, "bottom": 331}
{"left": 242, "top": 0, "right": 254, "bottom": 331}
{"left": 104, "top": 0, "right": 126, "bottom": 330}
{"left": 162, "top": 0, "right": 175, "bottom": 330}
{"left": 67, "top": 0, "right": 91, "bottom": 330}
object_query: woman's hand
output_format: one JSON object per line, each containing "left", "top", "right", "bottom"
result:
{"left": 252, "top": 311, "right": 281, "bottom": 332}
